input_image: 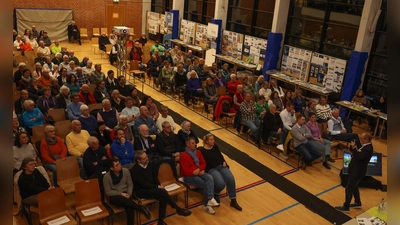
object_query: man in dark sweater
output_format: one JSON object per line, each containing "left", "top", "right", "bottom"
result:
{"left": 83, "top": 136, "right": 110, "bottom": 180}
{"left": 155, "top": 121, "right": 180, "bottom": 161}
{"left": 130, "top": 150, "right": 191, "bottom": 225}
{"left": 262, "top": 104, "right": 285, "bottom": 148}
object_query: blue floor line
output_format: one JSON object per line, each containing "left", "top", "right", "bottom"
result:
{"left": 247, "top": 184, "right": 342, "bottom": 225}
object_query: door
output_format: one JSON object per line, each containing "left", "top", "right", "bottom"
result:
{"left": 106, "top": 3, "right": 126, "bottom": 34}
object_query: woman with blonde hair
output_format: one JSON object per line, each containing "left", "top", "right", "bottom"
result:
{"left": 254, "top": 75, "right": 264, "bottom": 94}
{"left": 199, "top": 133, "right": 242, "bottom": 211}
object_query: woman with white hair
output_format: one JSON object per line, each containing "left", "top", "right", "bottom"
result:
{"left": 57, "top": 85, "right": 71, "bottom": 109}
{"left": 113, "top": 114, "right": 135, "bottom": 144}
{"left": 177, "top": 121, "right": 199, "bottom": 152}
{"left": 22, "top": 100, "right": 44, "bottom": 135}
{"left": 110, "top": 89, "right": 125, "bottom": 112}
{"left": 78, "top": 104, "right": 97, "bottom": 133}
{"left": 51, "top": 64, "right": 60, "bottom": 78}
{"left": 52, "top": 52, "right": 62, "bottom": 66}
{"left": 42, "top": 56, "right": 54, "bottom": 71}
{"left": 32, "top": 62, "right": 42, "bottom": 79}
{"left": 227, "top": 74, "right": 242, "bottom": 96}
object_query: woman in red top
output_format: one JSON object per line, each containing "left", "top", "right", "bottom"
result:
{"left": 233, "top": 85, "right": 244, "bottom": 111}
{"left": 40, "top": 125, "right": 67, "bottom": 187}
{"left": 227, "top": 74, "right": 242, "bottom": 96}
{"left": 130, "top": 46, "right": 142, "bottom": 61}
{"left": 126, "top": 35, "right": 135, "bottom": 47}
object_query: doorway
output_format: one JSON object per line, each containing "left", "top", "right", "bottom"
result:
{"left": 106, "top": 3, "right": 126, "bottom": 34}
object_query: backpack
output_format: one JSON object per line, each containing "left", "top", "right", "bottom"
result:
{"left": 222, "top": 102, "right": 231, "bottom": 113}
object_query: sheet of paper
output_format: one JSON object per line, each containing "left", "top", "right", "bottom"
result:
{"left": 165, "top": 183, "right": 181, "bottom": 192}
{"left": 81, "top": 206, "right": 102, "bottom": 217}
{"left": 47, "top": 215, "right": 70, "bottom": 225}
{"left": 356, "top": 217, "right": 372, "bottom": 225}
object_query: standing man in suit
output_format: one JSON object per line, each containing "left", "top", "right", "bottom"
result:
{"left": 335, "top": 132, "right": 374, "bottom": 213}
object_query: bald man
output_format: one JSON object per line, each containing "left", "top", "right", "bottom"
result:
{"left": 133, "top": 106, "right": 158, "bottom": 136}
{"left": 65, "top": 120, "right": 90, "bottom": 167}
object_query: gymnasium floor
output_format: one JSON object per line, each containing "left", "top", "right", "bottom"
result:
{"left": 13, "top": 38, "right": 387, "bottom": 225}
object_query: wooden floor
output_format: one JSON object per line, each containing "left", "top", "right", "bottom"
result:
{"left": 13, "top": 39, "right": 388, "bottom": 225}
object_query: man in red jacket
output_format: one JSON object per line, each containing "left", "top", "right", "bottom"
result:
{"left": 180, "top": 137, "right": 219, "bottom": 215}
{"left": 78, "top": 84, "right": 97, "bottom": 105}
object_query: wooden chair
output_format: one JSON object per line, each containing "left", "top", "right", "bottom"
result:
{"left": 75, "top": 179, "right": 109, "bottom": 225}
{"left": 131, "top": 184, "right": 157, "bottom": 225}
{"left": 101, "top": 44, "right": 113, "bottom": 59}
{"left": 286, "top": 138, "right": 304, "bottom": 169}
{"left": 13, "top": 166, "right": 50, "bottom": 217}
{"left": 104, "top": 193, "right": 125, "bottom": 225}
{"left": 92, "top": 28, "right": 100, "bottom": 37}
{"left": 48, "top": 108, "right": 66, "bottom": 122}
{"left": 32, "top": 124, "right": 49, "bottom": 143}
{"left": 79, "top": 28, "right": 89, "bottom": 42}
{"left": 54, "top": 120, "right": 71, "bottom": 140}
{"left": 101, "top": 28, "right": 108, "bottom": 35}
{"left": 219, "top": 99, "right": 236, "bottom": 129}
{"left": 217, "top": 87, "right": 227, "bottom": 96}
{"left": 91, "top": 37, "right": 99, "bottom": 54}
{"left": 129, "top": 27, "right": 134, "bottom": 36}
{"left": 88, "top": 83, "right": 97, "bottom": 93}
{"left": 56, "top": 156, "right": 84, "bottom": 194}
{"left": 129, "top": 60, "right": 145, "bottom": 83}
{"left": 88, "top": 103, "right": 103, "bottom": 112}
{"left": 158, "top": 163, "right": 188, "bottom": 208}
{"left": 38, "top": 187, "right": 77, "bottom": 225}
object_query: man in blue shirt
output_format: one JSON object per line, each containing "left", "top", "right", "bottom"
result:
{"left": 67, "top": 93, "right": 83, "bottom": 120}
{"left": 134, "top": 106, "right": 158, "bottom": 137}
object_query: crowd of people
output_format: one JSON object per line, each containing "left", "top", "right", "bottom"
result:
{"left": 13, "top": 24, "right": 387, "bottom": 224}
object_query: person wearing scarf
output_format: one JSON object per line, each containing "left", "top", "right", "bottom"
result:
{"left": 177, "top": 121, "right": 199, "bottom": 152}
{"left": 94, "top": 80, "right": 111, "bottom": 104}
{"left": 19, "top": 69, "right": 32, "bottom": 90}
{"left": 103, "top": 158, "right": 151, "bottom": 225}
{"left": 180, "top": 137, "right": 219, "bottom": 215}
{"left": 40, "top": 125, "right": 67, "bottom": 187}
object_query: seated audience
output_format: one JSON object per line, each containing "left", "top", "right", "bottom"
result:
{"left": 220, "top": 63, "right": 230, "bottom": 82}
{"left": 173, "top": 50, "right": 184, "bottom": 65}
{"left": 78, "top": 84, "right": 96, "bottom": 105}
{"left": 13, "top": 132, "right": 36, "bottom": 172}
{"left": 37, "top": 41, "right": 50, "bottom": 56}
{"left": 198, "top": 64, "right": 210, "bottom": 82}
{"left": 57, "top": 68, "right": 68, "bottom": 86}
{"left": 233, "top": 85, "right": 245, "bottom": 111}
{"left": 262, "top": 104, "right": 285, "bottom": 150}
{"left": 162, "top": 50, "right": 174, "bottom": 66}
{"left": 75, "top": 67, "right": 90, "bottom": 87}
{"left": 51, "top": 40, "right": 61, "bottom": 54}
{"left": 83, "top": 136, "right": 110, "bottom": 181}
{"left": 279, "top": 102, "right": 296, "bottom": 151}
{"left": 306, "top": 112, "right": 335, "bottom": 170}
{"left": 203, "top": 78, "right": 218, "bottom": 115}
{"left": 255, "top": 95, "right": 269, "bottom": 119}
{"left": 269, "top": 91, "right": 284, "bottom": 113}
{"left": 105, "top": 70, "right": 118, "bottom": 92}
{"left": 269, "top": 79, "right": 284, "bottom": 98}
{"left": 13, "top": 115, "right": 27, "bottom": 144}
{"left": 214, "top": 71, "right": 226, "bottom": 88}
{"left": 282, "top": 90, "right": 293, "bottom": 108}
{"left": 18, "top": 158, "right": 53, "bottom": 209}
{"left": 177, "top": 121, "right": 199, "bottom": 152}
{"left": 59, "top": 55, "right": 70, "bottom": 70}
{"left": 67, "top": 93, "right": 83, "bottom": 120}
{"left": 111, "top": 128, "right": 135, "bottom": 169}
{"left": 371, "top": 96, "right": 387, "bottom": 114}
{"left": 140, "top": 95, "right": 159, "bottom": 121}
{"left": 293, "top": 89, "right": 306, "bottom": 113}
{"left": 79, "top": 56, "right": 89, "bottom": 67}
{"left": 32, "top": 62, "right": 43, "bottom": 79}
{"left": 42, "top": 57, "right": 54, "bottom": 72}
{"left": 92, "top": 121, "right": 112, "bottom": 152}
{"left": 328, "top": 108, "right": 362, "bottom": 148}
{"left": 130, "top": 88, "right": 142, "bottom": 107}
{"left": 67, "top": 61, "right": 77, "bottom": 76}
{"left": 121, "top": 97, "right": 140, "bottom": 126}
{"left": 185, "top": 50, "right": 195, "bottom": 63}
{"left": 147, "top": 55, "right": 163, "bottom": 85}
{"left": 227, "top": 74, "right": 242, "bottom": 96}
{"left": 51, "top": 65, "right": 60, "bottom": 78}
{"left": 186, "top": 71, "right": 204, "bottom": 105}
{"left": 28, "top": 34, "right": 38, "bottom": 48}
{"left": 27, "top": 79, "right": 43, "bottom": 102}
{"left": 315, "top": 96, "right": 332, "bottom": 123}
{"left": 113, "top": 115, "right": 135, "bottom": 144}
{"left": 14, "top": 35, "right": 22, "bottom": 50}
{"left": 155, "top": 121, "right": 180, "bottom": 161}
{"left": 57, "top": 85, "right": 71, "bottom": 109}
{"left": 65, "top": 120, "right": 90, "bottom": 167}
{"left": 39, "top": 31, "right": 51, "bottom": 46}
{"left": 52, "top": 53, "right": 62, "bottom": 66}
{"left": 22, "top": 100, "right": 44, "bottom": 135}
{"left": 15, "top": 90, "right": 31, "bottom": 116}
{"left": 209, "top": 63, "right": 218, "bottom": 79}
{"left": 97, "top": 99, "right": 120, "bottom": 130}
{"left": 94, "top": 80, "right": 111, "bottom": 103}
{"left": 180, "top": 137, "right": 219, "bottom": 214}
{"left": 90, "top": 64, "right": 106, "bottom": 84}
{"left": 134, "top": 124, "right": 159, "bottom": 163}
{"left": 130, "top": 150, "right": 192, "bottom": 225}
{"left": 98, "top": 32, "right": 111, "bottom": 52}
{"left": 156, "top": 105, "right": 176, "bottom": 132}
{"left": 82, "top": 60, "right": 95, "bottom": 76}
{"left": 19, "top": 37, "right": 33, "bottom": 55}
{"left": 37, "top": 69, "right": 51, "bottom": 87}
{"left": 254, "top": 75, "right": 264, "bottom": 95}
{"left": 110, "top": 90, "right": 125, "bottom": 112}
{"left": 174, "top": 64, "right": 188, "bottom": 97}
{"left": 68, "top": 50, "right": 80, "bottom": 65}
{"left": 78, "top": 104, "right": 97, "bottom": 133}
{"left": 115, "top": 76, "right": 133, "bottom": 99}
{"left": 304, "top": 100, "right": 317, "bottom": 121}
{"left": 199, "top": 134, "right": 242, "bottom": 210}
{"left": 103, "top": 158, "right": 151, "bottom": 225}
{"left": 14, "top": 62, "right": 27, "bottom": 87}
{"left": 241, "top": 76, "right": 252, "bottom": 94}
{"left": 240, "top": 93, "right": 260, "bottom": 140}
{"left": 160, "top": 61, "right": 175, "bottom": 93}
{"left": 134, "top": 106, "right": 158, "bottom": 136}
{"left": 40, "top": 125, "right": 67, "bottom": 186}
{"left": 291, "top": 114, "right": 322, "bottom": 169}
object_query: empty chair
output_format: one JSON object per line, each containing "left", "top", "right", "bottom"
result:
{"left": 100, "top": 28, "right": 108, "bottom": 35}
{"left": 38, "top": 187, "right": 77, "bottom": 225}
{"left": 129, "top": 60, "right": 145, "bottom": 82}
{"left": 79, "top": 28, "right": 89, "bottom": 42}
{"left": 75, "top": 179, "right": 109, "bottom": 225}
{"left": 91, "top": 37, "right": 99, "bottom": 54}
{"left": 56, "top": 155, "right": 84, "bottom": 194}
{"left": 88, "top": 103, "right": 103, "bottom": 112}
{"left": 101, "top": 44, "right": 113, "bottom": 59}
{"left": 32, "top": 124, "right": 49, "bottom": 143}
{"left": 158, "top": 162, "right": 188, "bottom": 208}
{"left": 54, "top": 120, "right": 71, "bottom": 140}
{"left": 48, "top": 108, "right": 66, "bottom": 122}
{"left": 92, "top": 28, "right": 100, "bottom": 37}
{"left": 129, "top": 27, "right": 134, "bottom": 36}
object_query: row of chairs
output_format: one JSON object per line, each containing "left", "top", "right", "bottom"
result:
{"left": 90, "top": 27, "right": 135, "bottom": 38}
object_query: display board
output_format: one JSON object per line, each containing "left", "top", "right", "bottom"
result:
{"left": 281, "top": 45, "right": 312, "bottom": 81}
{"left": 179, "top": 19, "right": 196, "bottom": 45}
{"left": 221, "top": 30, "right": 244, "bottom": 59}
{"left": 205, "top": 22, "right": 219, "bottom": 66}
{"left": 147, "top": 11, "right": 160, "bottom": 35}
{"left": 243, "top": 35, "right": 267, "bottom": 65}
{"left": 164, "top": 12, "right": 173, "bottom": 35}
{"left": 310, "top": 52, "right": 347, "bottom": 93}
{"left": 195, "top": 24, "right": 208, "bottom": 48}
{"left": 159, "top": 14, "right": 166, "bottom": 34}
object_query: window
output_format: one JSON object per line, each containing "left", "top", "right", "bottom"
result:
{"left": 151, "top": 0, "right": 172, "bottom": 14}
{"left": 184, "top": 0, "right": 215, "bottom": 24}
{"left": 363, "top": 0, "right": 387, "bottom": 99}
{"left": 285, "top": 0, "right": 365, "bottom": 60}
{"left": 226, "top": 0, "right": 275, "bottom": 39}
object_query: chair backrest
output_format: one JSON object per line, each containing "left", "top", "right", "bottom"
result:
{"left": 158, "top": 163, "right": 175, "bottom": 186}
{"left": 93, "top": 28, "right": 100, "bottom": 35}
{"left": 14, "top": 50, "right": 22, "bottom": 57}
{"left": 130, "top": 60, "right": 140, "bottom": 71}
{"left": 75, "top": 178, "right": 102, "bottom": 207}
{"left": 91, "top": 37, "right": 99, "bottom": 45}
{"left": 32, "top": 125, "right": 49, "bottom": 143}
{"left": 24, "top": 51, "right": 35, "bottom": 61}
{"left": 126, "top": 47, "right": 132, "bottom": 60}
{"left": 38, "top": 187, "right": 68, "bottom": 221}
{"left": 54, "top": 120, "right": 71, "bottom": 139}
{"left": 88, "top": 103, "right": 103, "bottom": 112}
{"left": 48, "top": 108, "right": 66, "bottom": 122}
{"left": 105, "top": 44, "right": 113, "bottom": 53}
{"left": 56, "top": 155, "right": 80, "bottom": 182}
{"left": 101, "top": 28, "right": 108, "bottom": 34}
{"left": 13, "top": 90, "right": 21, "bottom": 103}
{"left": 217, "top": 87, "right": 227, "bottom": 96}
{"left": 80, "top": 28, "right": 88, "bottom": 35}
{"left": 142, "top": 54, "right": 151, "bottom": 64}
{"left": 129, "top": 27, "right": 134, "bottom": 34}
{"left": 89, "top": 84, "right": 97, "bottom": 93}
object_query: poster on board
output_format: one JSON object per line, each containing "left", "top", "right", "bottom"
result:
{"left": 179, "top": 19, "right": 196, "bottom": 44}
{"left": 280, "top": 45, "right": 312, "bottom": 81}
{"left": 243, "top": 35, "right": 267, "bottom": 65}
{"left": 309, "top": 53, "right": 347, "bottom": 93}
{"left": 195, "top": 24, "right": 208, "bottom": 48}
{"left": 205, "top": 23, "right": 219, "bottom": 66}
{"left": 164, "top": 12, "right": 173, "bottom": 35}
{"left": 159, "top": 14, "right": 166, "bottom": 34}
{"left": 147, "top": 11, "right": 160, "bottom": 35}
{"left": 221, "top": 30, "right": 244, "bottom": 59}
